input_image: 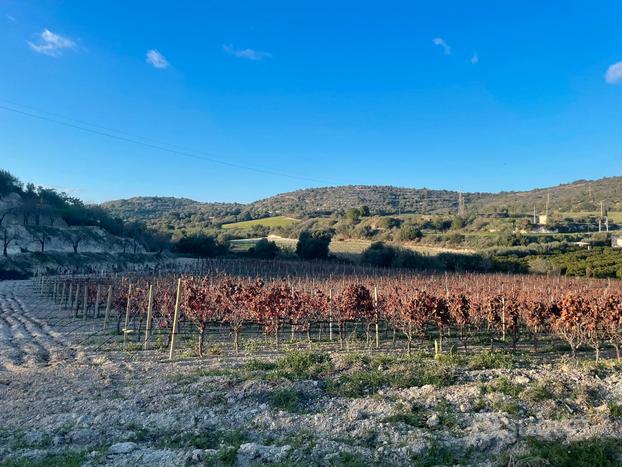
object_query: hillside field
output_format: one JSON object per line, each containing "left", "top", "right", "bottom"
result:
{"left": 222, "top": 216, "right": 299, "bottom": 230}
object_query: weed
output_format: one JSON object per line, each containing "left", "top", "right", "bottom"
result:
{"left": 491, "top": 399, "right": 522, "bottom": 416}
{"left": 3, "top": 451, "right": 87, "bottom": 467}
{"left": 329, "top": 451, "right": 368, "bottom": 466}
{"left": 158, "top": 429, "right": 247, "bottom": 451}
{"left": 413, "top": 439, "right": 464, "bottom": 466}
{"left": 507, "top": 437, "right": 622, "bottom": 467}
{"left": 467, "top": 350, "right": 514, "bottom": 370}
{"left": 269, "top": 388, "right": 307, "bottom": 413}
{"left": 607, "top": 401, "right": 622, "bottom": 419}
{"left": 482, "top": 376, "right": 523, "bottom": 397}
{"left": 275, "top": 350, "right": 330, "bottom": 379}
{"left": 245, "top": 359, "right": 278, "bottom": 371}
{"left": 521, "top": 381, "right": 556, "bottom": 402}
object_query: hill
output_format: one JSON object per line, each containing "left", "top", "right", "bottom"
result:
{"left": 99, "top": 176, "right": 622, "bottom": 229}
{"left": 100, "top": 197, "right": 245, "bottom": 233}
{"left": 248, "top": 185, "right": 493, "bottom": 216}
{"left": 472, "top": 177, "right": 622, "bottom": 213}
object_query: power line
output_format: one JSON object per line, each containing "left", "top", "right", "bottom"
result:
{"left": 0, "top": 102, "right": 340, "bottom": 185}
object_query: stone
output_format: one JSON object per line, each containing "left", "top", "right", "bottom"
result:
{"left": 426, "top": 414, "right": 440, "bottom": 428}
{"left": 108, "top": 442, "right": 138, "bottom": 455}
{"left": 237, "top": 443, "right": 292, "bottom": 465}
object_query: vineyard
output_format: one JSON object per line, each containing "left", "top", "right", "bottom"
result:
{"left": 34, "top": 259, "right": 622, "bottom": 362}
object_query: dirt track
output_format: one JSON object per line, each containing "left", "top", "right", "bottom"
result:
{"left": 0, "top": 281, "right": 80, "bottom": 371}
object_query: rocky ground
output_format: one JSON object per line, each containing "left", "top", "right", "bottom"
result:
{"left": 1, "top": 280, "right": 622, "bottom": 466}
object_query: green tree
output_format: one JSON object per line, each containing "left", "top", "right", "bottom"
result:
{"left": 0, "top": 170, "right": 22, "bottom": 196}
{"left": 397, "top": 223, "right": 422, "bottom": 242}
{"left": 296, "top": 230, "right": 333, "bottom": 260}
{"left": 345, "top": 208, "right": 362, "bottom": 224}
{"left": 451, "top": 216, "right": 465, "bottom": 230}
{"left": 175, "top": 233, "right": 227, "bottom": 257}
{"left": 247, "top": 239, "right": 280, "bottom": 259}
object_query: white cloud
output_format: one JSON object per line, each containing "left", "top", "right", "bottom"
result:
{"left": 433, "top": 37, "right": 451, "bottom": 55}
{"left": 146, "top": 49, "right": 169, "bottom": 69}
{"left": 7, "top": 15, "right": 16, "bottom": 22}
{"left": 605, "top": 61, "right": 622, "bottom": 84}
{"left": 27, "top": 29, "right": 76, "bottom": 57}
{"left": 223, "top": 43, "right": 272, "bottom": 61}
{"left": 470, "top": 53, "right": 479, "bottom": 64}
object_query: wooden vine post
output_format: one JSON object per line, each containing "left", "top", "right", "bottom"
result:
{"left": 329, "top": 289, "right": 333, "bottom": 341}
{"left": 103, "top": 286, "right": 112, "bottom": 330}
{"left": 82, "top": 285, "right": 88, "bottom": 321}
{"left": 72, "top": 283, "right": 80, "bottom": 319}
{"left": 58, "top": 282, "right": 66, "bottom": 313}
{"left": 374, "top": 286, "right": 379, "bottom": 349}
{"left": 168, "top": 278, "right": 182, "bottom": 361}
{"left": 67, "top": 283, "right": 73, "bottom": 312}
{"left": 144, "top": 284, "right": 154, "bottom": 350}
{"left": 94, "top": 285, "right": 101, "bottom": 319}
{"left": 123, "top": 283, "right": 133, "bottom": 345}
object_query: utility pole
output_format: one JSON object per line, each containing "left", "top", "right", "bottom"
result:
{"left": 458, "top": 191, "right": 465, "bottom": 217}
{"left": 533, "top": 205, "right": 536, "bottom": 225}
{"left": 545, "top": 193, "right": 550, "bottom": 217}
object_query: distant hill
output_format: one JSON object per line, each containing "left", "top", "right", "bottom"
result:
{"left": 249, "top": 185, "right": 492, "bottom": 216}
{"left": 100, "top": 176, "right": 622, "bottom": 230}
{"left": 472, "top": 177, "right": 622, "bottom": 213}
{"left": 100, "top": 197, "right": 245, "bottom": 232}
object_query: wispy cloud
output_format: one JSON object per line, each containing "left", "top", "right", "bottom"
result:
{"left": 146, "top": 49, "right": 169, "bottom": 69}
{"left": 7, "top": 15, "right": 16, "bottom": 22}
{"left": 605, "top": 61, "right": 622, "bottom": 84}
{"left": 470, "top": 53, "right": 479, "bottom": 64}
{"left": 27, "top": 29, "right": 75, "bottom": 57}
{"left": 223, "top": 43, "right": 272, "bottom": 61}
{"left": 432, "top": 37, "right": 451, "bottom": 55}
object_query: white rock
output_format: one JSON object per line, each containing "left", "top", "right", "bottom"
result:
{"left": 237, "top": 443, "right": 292, "bottom": 465}
{"left": 426, "top": 414, "right": 440, "bottom": 428}
{"left": 108, "top": 442, "right": 138, "bottom": 455}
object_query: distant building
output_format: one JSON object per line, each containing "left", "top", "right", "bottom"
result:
{"left": 612, "top": 236, "right": 622, "bottom": 248}
{"left": 538, "top": 215, "right": 548, "bottom": 225}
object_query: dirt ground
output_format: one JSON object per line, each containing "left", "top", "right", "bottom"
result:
{"left": 1, "top": 279, "right": 622, "bottom": 466}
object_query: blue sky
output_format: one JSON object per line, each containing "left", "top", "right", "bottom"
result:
{"left": 1, "top": 1, "right": 621, "bottom": 203}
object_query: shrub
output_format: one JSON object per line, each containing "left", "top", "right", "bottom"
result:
{"left": 296, "top": 230, "right": 333, "bottom": 260}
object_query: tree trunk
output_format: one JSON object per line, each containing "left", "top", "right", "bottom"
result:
{"left": 198, "top": 326, "right": 207, "bottom": 357}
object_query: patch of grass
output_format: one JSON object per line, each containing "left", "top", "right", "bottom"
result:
{"left": 384, "top": 405, "right": 427, "bottom": 428}
{"left": 158, "top": 429, "right": 247, "bottom": 451}
{"left": 509, "top": 437, "right": 622, "bottom": 467}
{"left": 482, "top": 376, "right": 523, "bottom": 397}
{"left": 471, "top": 397, "right": 488, "bottom": 412}
{"left": 3, "top": 451, "right": 87, "bottom": 467}
{"left": 326, "top": 360, "right": 456, "bottom": 398}
{"left": 275, "top": 350, "right": 330, "bottom": 379}
{"left": 435, "top": 400, "right": 461, "bottom": 430}
{"left": 521, "top": 381, "right": 557, "bottom": 402}
{"left": 572, "top": 384, "right": 603, "bottom": 409}
{"left": 269, "top": 388, "right": 307, "bottom": 413}
{"left": 467, "top": 350, "right": 514, "bottom": 370}
{"left": 607, "top": 402, "right": 622, "bottom": 419}
{"left": 245, "top": 359, "right": 278, "bottom": 371}
{"left": 491, "top": 399, "right": 522, "bottom": 416}
{"left": 329, "top": 451, "right": 368, "bottom": 466}
{"left": 282, "top": 430, "right": 316, "bottom": 452}
{"left": 125, "top": 422, "right": 150, "bottom": 443}
{"left": 413, "top": 439, "right": 464, "bottom": 467}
